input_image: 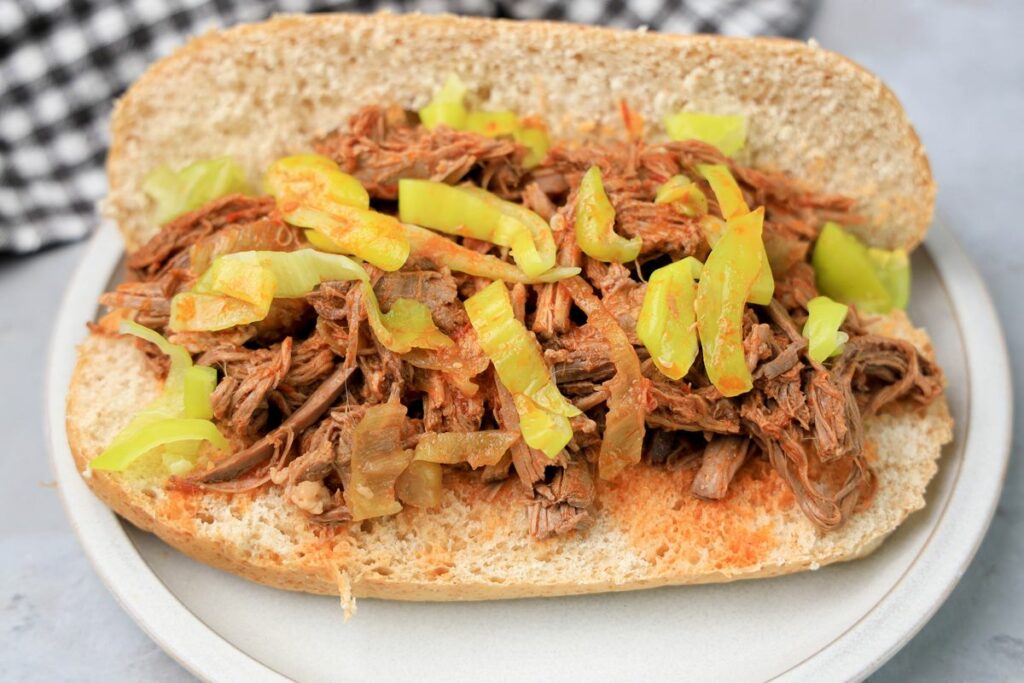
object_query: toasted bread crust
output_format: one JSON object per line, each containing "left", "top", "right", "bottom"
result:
{"left": 105, "top": 14, "right": 934, "bottom": 253}
{"left": 67, "top": 309, "right": 952, "bottom": 600}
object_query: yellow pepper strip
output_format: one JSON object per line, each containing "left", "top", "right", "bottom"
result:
{"left": 465, "top": 110, "right": 520, "bottom": 137}
{"left": 169, "top": 249, "right": 367, "bottom": 332}
{"left": 465, "top": 281, "right": 579, "bottom": 457}
{"left": 695, "top": 208, "right": 766, "bottom": 397}
{"left": 120, "top": 319, "right": 191, "bottom": 394}
{"left": 698, "top": 215, "right": 728, "bottom": 246}
{"left": 636, "top": 257, "right": 704, "bottom": 380}
{"left": 183, "top": 365, "right": 217, "bottom": 419}
{"left": 512, "top": 394, "right": 575, "bottom": 458}
{"left": 362, "top": 282, "right": 453, "bottom": 354}
{"left": 304, "top": 229, "right": 342, "bottom": 253}
{"left": 696, "top": 163, "right": 748, "bottom": 219}
{"left": 654, "top": 175, "right": 708, "bottom": 217}
{"left": 346, "top": 402, "right": 413, "bottom": 521}
{"left": 514, "top": 124, "right": 550, "bottom": 168}
{"left": 560, "top": 277, "right": 647, "bottom": 481}
{"left": 263, "top": 154, "right": 369, "bottom": 210}
{"left": 279, "top": 203, "right": 408, "bottom": 273}
{"left": 664, "top": 112, "right": 747, "bottom": 156}
{"left": 259, "top": 249, "right": 367, "bottom": 294}
{"left": 467, "top": 111, "right": 550, "bottom": 168}
{"left": 90, "top": 322, "right": 225, "bottom": 473}
{"left": 142, "top": 156, "right": 251, "bottom": 225}
{"left": 812, "top": 222, "right": 905, "bottom": 313}
{"left": 396, "top": 460, "right": 443, "bottom": 509}
{"left": 90, "top": 419, "right": 228, "bottom": 472}
{"left": 867, "top": 246, "right": 911, "bottom": 310}
{"left": 802, "top": 296, "right": 850, "bottom": 363}
{"left": 398, "top": 179, "right": 556, "bottom": 277}
{"left": 403, "top": 223, "right": 578, "bottom": 284}
{"left": 170, "top": 294, "right": 265, "bottom": 333}
{"left": 193, "top": 251, "right": 277, "bottom": 306}
{"left": 458, "top": 184, "right": 557, "bottom": 274}
{"left": 264, "top": 154, "right": 408, "bottom": 271}
{"left": 414, "top": 431, "right": 519, "bottom": 468}
{"left": 697, "top": 164, "right": 773, "bottom": 305}
{"left": 420, "top": 76, "right": 549, "bottom": 166}
{"left": 419, "top": 74, "right": 468, "bottom": 130}
{"left": 575, "top": 166, "right": 642, "bottom": 263}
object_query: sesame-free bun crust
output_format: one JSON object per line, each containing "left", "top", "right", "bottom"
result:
{"left": 77, "top": 14, "right": 950, "bottom": 601}
{"left": 105, "top": 13, "right": 934, "bottom": 253}
{"left": 67, "top": 310, "right": 951, "bottom": 601}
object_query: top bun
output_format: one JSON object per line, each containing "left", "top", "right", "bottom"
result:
{"left": 105, "top": 13, "right": 934, "bottom": 252}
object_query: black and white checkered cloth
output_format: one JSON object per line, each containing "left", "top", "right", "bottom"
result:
{"left": 0, "top": 0, "right": 815, "bottom": 253}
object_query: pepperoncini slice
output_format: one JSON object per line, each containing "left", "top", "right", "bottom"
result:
{"left": 697, "top": 164, "right": 773, "bottom": 305}
{"left": 183, "top": 365, "right": 217, "bottom": 419}
{"left": 664, "top": 112, "right": 747, "bottom": 156}
{"left": 142, "top": 156, "right": 251, "bottom": 225}
{"left": 867, "top": 246, "right": 911, "bottom": 310}
{"left": 303, "top": 229, "right": 343, "bottom": 253}
{"left": 464, "top": 281, "right": 579, "bottom": 457}
{"left": 396, "top": 460, "right": 443, "bottom": 509}
{"left": 398, "top": 179, "right": 556, "bottom": 277}
{"left": 420, "top": 76, "right": 549, "bottom": 166}
{"left": 802, "top": 296, "right": 850, "bottom": 363}
{"left": 414, "top": 431, "right": 519, "bottom": 468}
{"left": 514, "top": 123, "right": 550, "bottom": 168}
{"left": 346, "top": 402, "right": 413, "bottom": 521}
{"left": 169, "top": 249, "right": 367, "bottom": 332}
{"left": 419, "top": 74, "right": 469, "bottom": 130}
{"left": 654, "top": 175, "right": 708, "bottom": 217}
{"left": 812, "top": 222, "right": 908, "bottom": 314}
{"left": 89, "top": 419, "right": 229, "bottom": 473}
{"left": 512, "top": 393, "right": 575, "bottom": 457}
{"left": 403, "top": 223, "right": 578, "bottom": 284}
{"left": 120, "top": 319, "right": 192, "bottom": 393}
{"left": 268, "top": 160, "right": 409, "bottom": 271}
{"left": 696, "top": 163, "right": 748, "bottom": 219}
{"left": 170, "top": 293, "right": 266, "bottom": 333}
{"left": 362, "top": 282, "right": 453, "bottom": 354}
{"left": 695, "top": 207, "right": 766, "bottom": 397}
{"left": 263, "top": 154, "right": 369, "bottom": 210}
{"left": 636, "top": 257, "right": 704, "bottom": 380}
{"left": 575, "top": 166, "right": 642, "bottom": 263}
{"left": 89, "top": 322, "right": 225, "bottom": 473}
{"left": 465, "top": 110, "right": 520, "bottom": 137}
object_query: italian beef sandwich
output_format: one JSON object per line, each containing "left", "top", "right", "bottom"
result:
{"left": 67, "top": 13, "right": 952, "bottom": 606}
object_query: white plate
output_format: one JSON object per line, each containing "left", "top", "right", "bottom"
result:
{"left": 47, "top": 219, "right": 1012, "bottom": 682}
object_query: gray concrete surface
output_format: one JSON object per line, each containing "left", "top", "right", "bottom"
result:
{"left": 1, "top": 1, "right": 1020, "bottom": 680}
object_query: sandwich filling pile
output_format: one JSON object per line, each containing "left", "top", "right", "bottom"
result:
{"left": 91, "top": 82, "right": 944, "bottom": 539}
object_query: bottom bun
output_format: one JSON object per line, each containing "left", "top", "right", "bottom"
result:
{"left": 66, "top": 311, "right": 951, "bottom": 602}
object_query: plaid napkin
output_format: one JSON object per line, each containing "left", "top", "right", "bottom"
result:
{"left": 0, "top": 0, "right": 815, "bottom": 253}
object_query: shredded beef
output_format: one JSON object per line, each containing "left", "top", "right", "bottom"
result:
{"left": 314, "top": 105, "right": 527, "bottom": 200}
{"left": 194, "top": 364, "right": 358, "bottom": 485}
{"left": 127, "top": 195, "right": 277, "bottom": 278}
{"left": 531, "top": 221, "right": 580, "bottom": 338}
{"left": 546, "top": 323, "right": 616, "bottom": 385}
{"left": 107, "top": 108, "right": 944, "bottom": 537}
{"left": 206, "top": 338, "right": 293, "bottom": 438}
{"left": 692, "top": 436, "right": 751, "bottom": 500}
{"left": 528, "top": 459, "right": 596, "bottom": 539}
{"left": 646, "top": 373, "right": 742, "bottom": 434}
